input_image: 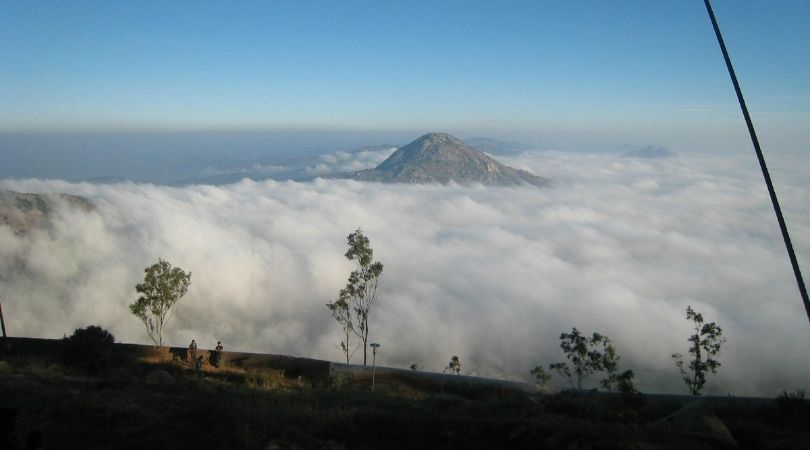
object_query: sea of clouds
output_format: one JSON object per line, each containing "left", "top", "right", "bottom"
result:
{"left": 302, "top": 146, "right": 397, "bottom": 176}
{"left": 1, "top": 150, "right": 808, "bottom": 396}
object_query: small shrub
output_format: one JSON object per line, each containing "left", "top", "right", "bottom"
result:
{"left": 777, "top": 389, "right": 806, "bottom": 404}
{"left": 328, "top": 372, "right": 348, "bottom": 389}
{"left": 531, "top": 365, "right": 551, "bottom": 386}
{"left": 243, "top": 368, "right": 286, "bottom": 390}
{"left": 43, "top": 363, "right": 65, "bottom": 379}
{"left": 62, "top": 325, "right": 116, "bottom": 374}
{"left": 444, "top": 355, "right": 461, "bottom": 375}
{"left": 14, "top": 358, "right": 65, "bottom": 379}
{"left": 776, "top": 389, "right": 809, "bottom": 421}
{"left": 616, "top": 370, "right": 638, "bottom": 395}
{"left": 0, "top": 360, "right": 11, "bottom": 373}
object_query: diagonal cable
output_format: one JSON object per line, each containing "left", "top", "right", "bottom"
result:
{"left": 703, "top": 0, "right": 810, "bottom": 324}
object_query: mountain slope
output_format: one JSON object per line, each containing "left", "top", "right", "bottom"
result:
{"left": 0, "top": 190, "right": 94, "bottom": 234}
{"left": 337, "top": 133, "right": 547, "bottom": 186}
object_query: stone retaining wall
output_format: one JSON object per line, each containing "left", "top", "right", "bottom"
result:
{"left": 1, "top": 336, "right": 330, "bottom": 378}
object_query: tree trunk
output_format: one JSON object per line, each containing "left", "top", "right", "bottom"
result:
{"left": 362, "top": 320, "right": 369, "bottom": 366}
{"left": 344, "top": 327, "right": 351, "bottom": 364}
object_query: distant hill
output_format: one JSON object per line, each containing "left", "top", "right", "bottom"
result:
{"left": 464, "top": 137, "right": 534, "bottom": 155}
{"left": 622, "top": 146, "right": 676, "bottom": 159}
{"left": 0, "top": 190, "right": 94, "bottom": 234}
{"left": 331, "top": 133, "right": 547, "bottom": 187}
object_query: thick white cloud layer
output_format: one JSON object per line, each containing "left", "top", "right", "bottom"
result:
{"left": 1, "top": 151, "right": 809, "bottom": 396}
{"left": 303, "top": 147, "right": 397, "bottom": 176}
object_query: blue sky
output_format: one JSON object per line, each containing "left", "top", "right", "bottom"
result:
{"left": 1, "top": 0, "right": 808, "bottom": 150}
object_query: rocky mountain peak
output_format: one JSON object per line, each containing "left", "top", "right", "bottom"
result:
{"left": 334, "top": 133, "right": 547, "bottom": 187}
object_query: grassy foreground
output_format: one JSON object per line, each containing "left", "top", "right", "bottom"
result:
{"left": 1, "top": 354, "right": 808, "bottom": 450}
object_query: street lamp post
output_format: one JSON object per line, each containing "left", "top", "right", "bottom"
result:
{"left": 370, "top": 343, "right": 381, "bottom": 391}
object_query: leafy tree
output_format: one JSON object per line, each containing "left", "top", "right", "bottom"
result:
{"left": 530, "top": 365, "right": 551, "bottom": 386}
{"left": 672, "top": 305, "right": 725, "bottom": 396}
{"left": 616, "top": 370, "right": 638, "bottom": 396}
{"left": 549, "top": 362, "right": 572, "bottom": 387}
{"left": 325, "top": 296, "right": 354, "bottom": 364}
{"left": 547, "top": 329, "right": 636, "bottom": 393}
{"left": 598, "top": 338, "right": 620, "bottom": 392}
{"left": 62, "top": 325, "right": 115, "bottom": 374}
{"left": 616, "top": 370, "right": 638, "bottom": 395}
{"left": 549, "top": 328, "right": 606, "bottom": 389}
{"left": 330, "top": 229, "right": 383, "bottom": 366}
{"left": 445, "top": 355, "right": 461, "bottom": 375}
{"left": 129, "top": 259, "right": 191, "bottom": 347}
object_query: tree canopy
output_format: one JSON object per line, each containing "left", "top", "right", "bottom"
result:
{"left": 327, "top": 228, "right": 384, "bottom": 365}
{"left": 672, "top": 305, "right": 725, "bottom": 396}
{"left": 129, "top": 259, "right": 191, "bottom": 347}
